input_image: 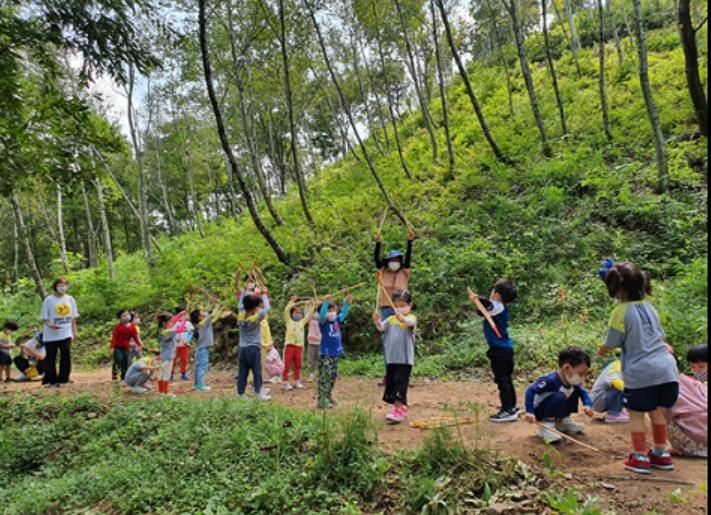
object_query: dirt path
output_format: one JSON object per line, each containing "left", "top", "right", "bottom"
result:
{"left": 3, "top": 368, "right": 707, "bottom": 513}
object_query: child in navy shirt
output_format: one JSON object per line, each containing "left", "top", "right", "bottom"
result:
{"left": 524, "top": 347, "right": 594, "bottom": 443}
{"left": 317, "top": 294, "right": 351, "bottom": 409}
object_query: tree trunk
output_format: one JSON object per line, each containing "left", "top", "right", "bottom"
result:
{"left": 153, "top": 137, "right": 177, "bottom": 235}
{"left": 184, "top": 149, "right": 205, "bottom": 239}
{"left": 678, "top": 0, "right": 707, "bottom": 136}
{"left": 542, "top": 0, "right": 568, "bottom": 135}
{"left": 56, "top": 184, "right": 69, "bottom": 272}
{"left": 127, "top": 67, "right": 157, "bottom": 271}
{"left": 435, "top": 0, "right": 510, "bottom": 164}
{"left": 199, "top": 0, "right": 290, "bottom": 265}
{"left": 12, "top": 203, "right": 20, "bottom": 283}
{"left": 485, "top": 0, "right": 515, "bottom": 117}
{"left": 552, "top": 0, "right": 581, "bottom": 75}
{"left": 607, "top": 1, "right": 625, "bottom": 69}
{"left": 372, "top": 0, "right": 412, "bottom": 178}
{"left": 504, "top": 0, "right": 550, "bottom": 156}
{"left": 632, "top": 0, "right": 668, "bottom": 191}
{"left": 94, "top": 175, "right": 115, "bottom": 280}
{"left": 429, "top": 0, "right": 454, "bottom": 174}
{"left": 80, "top": 180, "right": 98, "bottom": 267}
{"left": 597, "top": 0, "right": 612, "bottom": 142}
{"left": 358, "top": 36, "right": 390, "bottom": 149}
{"left": 394, "top": 0, "right": 438, "bottom": 160}
{"left": 11, "top": 194, "right": 46, "bottom": 300}
{"left": 349, "top": 26, "right": 384, "bottom": 155}
{"left": 564, "top": 0, "right": 581, "bottom": 50}
{"left": 277, "top": 0, "right": 314, "bottom": 225}
{"left": 304, "top": 0, "right": 409, "bottom": 226}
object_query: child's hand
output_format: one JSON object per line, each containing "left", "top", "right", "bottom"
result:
{"left": 524, "top": 413, "right": 536, "bottom": 424}
{"left": 407, "top": 230, "right": 415, "bottom": 241}
{"left": 396, "top": 313, "right": 406, "bottom": 323}
{"left": 290, "top": 295, "right": 297, "bottom": 302}
{"left": 346, "top": 294, "right": 353, "bottom": 303}
{"left": 375, "top": 233, "right": 382, "bottom": 242}
{"left": 324, "top": 294, "right": 333, "bottom": 301}
{"left": 468, "top": 292, "right": 478, "bottom": 303}
{"left": 597, "top": 344, "right": 609, "bottom": 356}
{"left": 372, "top": 312, "right": 380, "bottom": 322}
{"left": 583, "top": 407, "right": 594, "bottom": 418}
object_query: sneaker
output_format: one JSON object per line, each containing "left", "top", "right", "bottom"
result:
{"left": 257, "top": 390, "right": 272, "bottom": 401}
{"left": 623, "top": 452, "right": 652, "bottom": 474}
{"left": 385, "top": 408, "right": 404, "bottom": 422}
{"left": 538, "top": 421, "right": 562, "bottom": 443}
{"left": 236, "top": 394, "right": 249, "bottom": 400}
{"left": 282, "top": 382, "right": 293, "bottom": 391}
{"left": 131, "top": 386, "right": 149, "bottom": 394}
{"left": 556, "top": 417, "right": 584, "bottom": 434}
{"left": 316, "top": 400, "right": 330, "bottom": 409}
{"left": 268, "top": 375, "right": 281, "bottom": 384}
{"left": 490, "top": 408, "right": 519, "bottom": 423}
{"left": 294, "top": 380, "right": 304, "bottom": 389}
{"left": 195, "top": 385, "right": 212, "bottom": 392}
{"left": 604, "top": 411, "right": 630, "bottom": 424}
{"left": 399, "top": 405, "right": 409, "bottom": 419}
{"left": 647, "top": 449, "right": 674, "bottom": 470}
{"left": 308, "top": 373, "right": 315, "bottom": 382}
{"left": 328, "top": 397, "right": 338, "bottom": 406}
{"left": 16, "top": 374, "right": 29, "bottom": 382}
{"left": 180, "top": 372, "right": 189, "bottom": 381}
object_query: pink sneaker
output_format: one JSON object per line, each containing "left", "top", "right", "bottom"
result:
{"left": 399, "top": 405, "right": 409, "bottom": 419}
{"left": 604, "top": 411, "right": 630, "bottom": 423}
{"left": 385, "top": 408, "right": 399, "bottom": 421}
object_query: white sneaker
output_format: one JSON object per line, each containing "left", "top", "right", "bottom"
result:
{"left": 257, "top": 390, "right": 272, "bottom": 401}
{"left": 282, "top": 382, "right": 293, "bottom": 390}
{"left": 538, "top": 421, "right": 562, "bottom": 443}
{"left": 131, "top": 386, "right": 149, "bottom": 394}
{"left": 294, "top": 380, "right": 304, "bottom": 389}
{"left": 268, "top": 375, "right": 281, "bottom": 384}
{"left": 308, "top": 373, "right": 315, "bottom": 382}
{"left": 556, "top": 417, "right": 584, "bottom": 434}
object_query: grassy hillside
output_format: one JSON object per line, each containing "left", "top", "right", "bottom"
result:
{"left": 1, "top": 25, "right": 707, "bottom": 373}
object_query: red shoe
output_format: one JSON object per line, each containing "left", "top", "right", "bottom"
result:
{"left": 623, "top": 452, "right": 651, "bottom": 474}
{"left": 647, "top": 449, "right": 674, "bottom": 470}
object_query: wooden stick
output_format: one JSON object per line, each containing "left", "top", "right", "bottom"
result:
{"left": 467, "top": 287, "right": 502, "bottom": 339}
{"left": 294, "top": 282, "right": 366, "bottom": 305}
{"left": 377, "top": 206, "right": 389, "bottom": 234}
{"left": 376, "top": 273, "right": 397, "bottom": 311}
{"left": 535, "top": 422, "right": 600, "bottom": 452}
{"left": 607, "top": 475, "right": 694, "bottom": 486}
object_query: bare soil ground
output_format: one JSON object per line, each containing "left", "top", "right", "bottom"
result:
{"left": 3, "top": 368, "right": 707, "bottom": 514}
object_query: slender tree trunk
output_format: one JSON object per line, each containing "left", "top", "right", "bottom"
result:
{"left": 607, "top": 1, "right": 624, "bottom": 69}
{"left": 372, "top": 0, "right": 412, "bottom": 178}
{"left": 127, "top": 67, "right": 157, "bottom": 270}
{"left": 199, "top": 0, "right": 290, "bottom": 265}
{"left": 184, "top": 149, "right": 205, "bottom": 239}
{"left": 304, "top": 0, "right": 408, "bottom": 226}
{"left": 394, "top": 0, "right": 438, "bottom": 160}
{"left": 429, "top": 0, "right": 454, "bottom": 174}
{"left": 358, "top": 36, "right": 390, "bottom": 149}
{"left": 153, "top": 137, "right": 177, "bottom": 235}
{"left": 564, "top": 0, "right": 581, "bottom": 50}
{"left": 485, "top": 0, "right": 515, "bottom": 117}
{"left": 12, "top": 204, "right": 20, "bottom": 283}
{"left": 11, "top": 194, "right": 46, "bottom": 300}
{"left": 56, "top": 184, "right": 69, "bottom": 272}
{"left": 94, "top": 175, "right": 115, "bottom": 280}
{"left": 632, "top": 0, "right": 668, "bottom": 191}
{"left": 349, "top": 27, "right": 384, "bottom": 155}
{"left": 312, "top": 71, "right": 362, "bottom": 164}
{"left": 435, "top": 0, "right": 510, "bottom": 164}
{"left": 504, "top": 0, "right": 550, "bottom": 156}
{"left": 277, "top": 0, "right": 314, "bottom": 225}
{"left": 597, "top": 0, "right": 612, "bottom": 141}
{"left": 80, "top": 180, "right": 98, "bottom": 267}
{"left": 542, "top": 0, "right": 568, "bottom": 135}
{"left": 678, "top": 0, "right": 707, "bottom": 136}
{"left": 552, "top": 0, "right": 581, "bottom": 75}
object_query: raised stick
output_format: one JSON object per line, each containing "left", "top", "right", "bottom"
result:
{"left": 294, "top": 282, "right": 366, "bottom": 305}
{"left": 467, "top": 287, "right": 502, "bottom": 339}
{"left": 376, "top": 272, "right": 397, "bottom": 311}
{"left": 535, "top": 422, "right": 600, "bottom": 452}
{"left": 377, "top": 206, "right": 389, "bottom": 234}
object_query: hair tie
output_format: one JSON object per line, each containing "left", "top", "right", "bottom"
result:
{"left": 597, "top": 258, "right": 615, "bottom": 281}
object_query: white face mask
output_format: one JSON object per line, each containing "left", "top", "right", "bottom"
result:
{"left": 395, "top": 306, "right": 411, "bottom": 315}
{"left": 120, "top": 316, "right": 131, "bottom": 324}
{"left": 246, "top": 282, "right": 256, "bottom": 291}
{"left": 566, "top": 373, "right": 583, "bottom": 386}
{"left": 326, "top": 312, "right": 337, "bottom": 322}
{"left": 387, "top": 261, "right": 401, "bottom": 272}
{"left": 56, "top": 285, "right": 68, "bottom": 294}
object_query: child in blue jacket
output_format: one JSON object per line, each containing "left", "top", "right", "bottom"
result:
{"left": 317, "top": 294, "right": 352, "bottom": 409}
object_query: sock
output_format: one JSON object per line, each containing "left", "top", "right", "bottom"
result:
{"left": 631, "top": 432, "right": 647, "bottom": 453}
{"left": 652, "top": 424, "right": 668, "bottom": 453}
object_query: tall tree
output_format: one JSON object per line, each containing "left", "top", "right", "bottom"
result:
{"left": 94, "top": 175, "right": 115, "bottom": 280}
{"left": 596, "top": 0, "right": 612, "bottom": 141}
{"left": 541, "top": 0, "right": 568, "bottom": 135}
{"left": 429, "top": 0, "right": 455, "bottom": 173}
{"left": 199, "top": 0, "right": 290, "bottom": 265}
{"left": 80, "top": 180, "right": 99, "bottom": 267}
{"left": 678, "top": 0, "right": 707, "bottom": 136}
{"left": 435, "top": 0, "right": 510, "bottom": 164}
{"left": 56, "top": 184, "right": 70, "bottom": 272}
{"left": 11, "top": 194, "right": 46, "bottom": 300}
{"left": 631, "top": 0, "right": 668, "bottom": 191}
{"left": 551, "top": 0, "right": 581, "bottom": 75}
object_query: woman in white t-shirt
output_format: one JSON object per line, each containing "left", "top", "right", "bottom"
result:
{"left": 40, "top": 276, "right": 79, "bottom": 387}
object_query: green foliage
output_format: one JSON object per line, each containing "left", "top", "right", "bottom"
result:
{"left": 545, "top": 490, "right": 606, "bottom": 515}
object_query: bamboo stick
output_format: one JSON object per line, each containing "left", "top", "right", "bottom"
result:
{"left": 467, "top": 287, "right": 502, "bottom": 339}
{"left": 535, "top": 422, "right": 600, "bottom": 452}
{"left": 377, "top": 206, "right": 388, "bottom": 234}
{"left": 376, "top": 272, "right": 397, "bottom": 310}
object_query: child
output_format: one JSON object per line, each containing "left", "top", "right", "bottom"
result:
{"left": 590, "top": 357, "right": 629, "bottom": 423}
{"left": 468, "top": 279, "right": 519, "bottom": 422}
{"left": 110, "top": 309, "right": 143, "bottom": 381}
{"left": 524, "top": 346, "right": 594, "bottom": 443}
{"left": 265, "top": 344, "right": 284, "bottom": 382}
{"left": 156, "top": 311, "right": 179, "bottom": 396}
{"left": 189, "top": 305, "right": 223, "bottom": 392}
{"left": 125, "top": 355, "right": 159, "bottom": 394}
{"left": 0, "top": 321, "right": 19, "bottom": 382}
{"left": 172, "top": 305, "right": 193, "bottom": 381}
{"left": 282, "top": 297, "right": 315, "bottom": 390}
{"left": 373, "top": 290, "right": 416, "bottom": 422}
{"left": 306, "top": 306, "right": 322, "bottom": 382}
{"left": 317, "top": 294, "right": 351, "bottom": 409}
{"left": 14, "top": 332, "right": 46, "bottom": 381}
{"left": 667, "top": 349, "right": 707, "bottom": 457}
{"left": 598, "top": 261, "right": 679, "bottom": 474}
{"left": 128, "top": 311, "right": 143, "bottom": 362}
{"left": 236, "top": 290, "right": 271, "bottom": 400}
{"left": 687, "top": 343, "right": 707, "bottom": 383}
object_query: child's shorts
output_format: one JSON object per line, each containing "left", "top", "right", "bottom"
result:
{"left": 0, "top": 353, "right": 11, "bottom": 366}
{"left": 623, "top": 381, "right": 679, "bottom": 412}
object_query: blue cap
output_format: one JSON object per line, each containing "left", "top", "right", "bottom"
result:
{"left": 385, "top": 250, "right": 402, "bottom": 260}
{"left": 597, "top": 258, "right": 615, "bottom": 281}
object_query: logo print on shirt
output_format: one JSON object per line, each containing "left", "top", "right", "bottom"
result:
{"left": 634, "top": 305, "right": 656, "bottom": 336}
{"left": 328, "top": 322, "right": 340, "bottom": 338}
{"left": 55, "top": 303, "right": 71, "bottom": 317}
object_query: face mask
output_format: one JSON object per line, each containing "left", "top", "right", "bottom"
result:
{"left": 566, "top": 373, "right": 583, "bottom": 386}
{"left": 292, "top": 314, "right": 303, "bottom": 322}
{"left": 395, "top": 307, "right": 411, "bottom": 315}
{"left": 326, "top": 312, "right": 337, "bottom": 322}
{"left": 387, "top": 261, "right": 401, "bottom": 272}
{"left": 56, "top": 285, "right": 68, "bottom": 294}
{"left": 246, "top": 282, "right": 256, "bottom": 290}
{"left": 693, "top": 370, "right": 707, "bottom": 383}
{"left": 120, "top": 316, "right": 131, "bottom": 324}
